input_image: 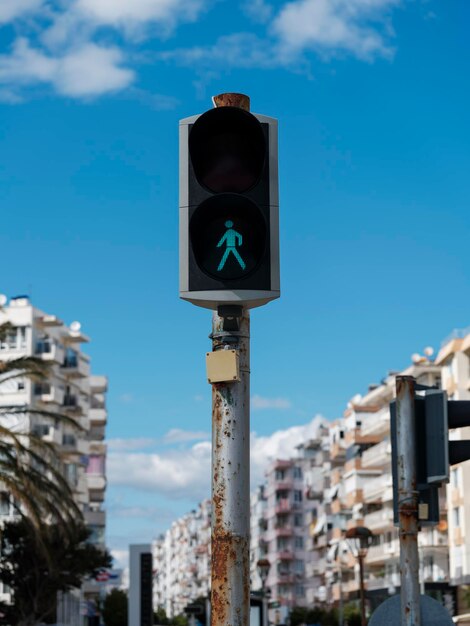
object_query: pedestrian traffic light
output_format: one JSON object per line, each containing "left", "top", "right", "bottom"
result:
{"left": 179, "top": 97, "right": 279, "bottom": 310}
{"left": 391, "top": 387, "right": 470, "bottom": 526}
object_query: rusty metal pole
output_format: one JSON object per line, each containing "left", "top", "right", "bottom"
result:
{"left": 396, "top": 375, "right": 421, "bottom": 625}
{"left": 211, "top": 308, "right": 250, "bottom": 626}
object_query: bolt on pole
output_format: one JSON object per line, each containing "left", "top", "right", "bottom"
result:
{"left": 211, "top": 309, "right": 250, "bottom": 626}
{"left": 396, "top": 375, "right": 421, "bottom": 625}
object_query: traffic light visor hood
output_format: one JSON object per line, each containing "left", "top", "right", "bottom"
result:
{"left": 189, "top": 106, "right": 266, "bottom": 194}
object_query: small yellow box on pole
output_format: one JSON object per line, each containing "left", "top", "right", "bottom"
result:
{"left": 206, "top": 350, "right": 240, "bottom": 383}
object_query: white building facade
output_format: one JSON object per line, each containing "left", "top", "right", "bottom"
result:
{"left": 0, "top": 295, "right": 108, "bottom": 623}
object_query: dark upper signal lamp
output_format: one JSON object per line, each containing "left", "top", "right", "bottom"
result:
{"left": 179, "top": 93, "right": 280, "bottom": 310}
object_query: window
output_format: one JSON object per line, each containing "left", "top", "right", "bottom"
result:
{"left": 36, "top": 336, "right": 52, "bottom": 354}
{"left": 453, "top": 507, "right": 461, "bottom": 528}
{"left": 311, "top": 507, "right": 318, "bottom": 520}
{"left": 0, "top": 328, "right": 17, "bottom": 350}
{"left": 451, "top": 468, "right": 459, "bottom": 488}
{"left": 65, "top": 463, "right": 78, "bottom": 487}
{"left": 32, "top": 424, "right": 51, "bottom": 437}
{"left": 295, "top": 585, "right": 305, "bottom": 597}
{"left": 294, "top": 536, "right": 304, "bottom": 549}
{"left": 34, "top": 382, "right": 51, "bottom": 395}
{"left": 277, "top": 538, "right": 289, "bottom": 551}
{"left": 17, "top": 380, "right": 25, "bottom": 391}
{"left": 275, "top": 469, "right": 285, "bottom": 481}
{"left": 293, "top": 467, "right": 302, "bottom": 479}
{"left": 293, "top": 490, "right": 303, "bottom": 502}
{"left": 294, "top": 559, "right": 304, "bottom": 573}
{"left": 63, "top": 433, "right": 76, "bottom": 446}
{"left": 63, "top": 348, "right": 78, "bottom": 368}
{"left": 294, "top": 514, "right": 303, "bottom": 527}
{"left": 18, "top": 327, "right": 26, "bottom": 349}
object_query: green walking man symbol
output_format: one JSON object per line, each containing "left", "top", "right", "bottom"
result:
{"left": 217, "top": 220, "right": 246, "bottom": 271}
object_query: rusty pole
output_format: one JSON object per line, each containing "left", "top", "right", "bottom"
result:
{"left": 211, "top": 308, "right": 250, "bottom": 626}
{"left": 396, "top": 375, "right": 421, "bottom": 625}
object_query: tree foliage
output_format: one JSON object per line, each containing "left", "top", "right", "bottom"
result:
{"left": 289, "top": 606, "right": 338, "bottom": 626}
{"left": 102, "top": 589, "right": 128, "bottom": 626}
{"left": 0, "top": 518, "right": 111, "bottom": 626}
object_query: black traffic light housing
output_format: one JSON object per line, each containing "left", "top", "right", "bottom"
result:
{"left": 391, "top": 387, "right": 470, "bottom": 526}
{"left": 179, "top": 103, "right": 279, "bottom": 310}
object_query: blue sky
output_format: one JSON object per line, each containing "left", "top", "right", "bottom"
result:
{"left": 1, "top": 0, "right": 470, "bottom": 566}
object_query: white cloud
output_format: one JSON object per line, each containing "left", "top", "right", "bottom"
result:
{"left": 108, "top": 437, "right": 157, "bottom": 451}
{"left": 242, "top": 0, "right": 273, "bottom": 24}
{"left": 0, "top": 0, "right": 43, "bottom": 23}
{"left": 41, "top": 0, "right": 209, "bottom": 48}
{"left": 108, "top": 441, "right": 212, "bottom": 499}
{"left": 108, "top": 416, "right": 328, "bottom": 498}
{"left": 160, "top": 32, "right": 278, "bottom": 69}
{"left": 250, "top": 414, "right": 327, "bottom": 485}
{"left": 162, "top": 428, "right": 210, "bottom": 444}
{"left": 252, "top": 394, "right": 292, "bottom": 410}
{"left": 75, "top": 0, "right": 206, "bottom": 30}
{"left": 272, "top": 0, "right": 399, "bottom": 61}
{"left": 162, "top": 0, "right": 401, "bottom": 72}
{"left": 108, "top": 504, "right": 174, "bottom": 520}
{"left": 111, "top": 548, "right": 129, "bottom": 570}
{"left": 0, "top": 38, "right": 134, "bottom": 99}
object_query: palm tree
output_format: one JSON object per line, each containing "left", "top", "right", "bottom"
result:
{"left": 0, "top": 321, "right": 83, "bottom": 530}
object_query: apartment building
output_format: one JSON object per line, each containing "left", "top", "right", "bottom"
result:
{"left": 326, "top": 357, "right": 451, "bottom": 612}
{"left": 0, "top": 295, "right": 108, "bottom": 621}
{"left": 250, "top": 485, "right": 269, "bottom": 591}
{"left": 435, "top": 328, "right": 470, "bottom": 603}
{"left": 153, "top": 499, "right": 211, "bottom": 617}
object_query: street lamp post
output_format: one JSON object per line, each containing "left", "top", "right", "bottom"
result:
{"left": 257, "top": 558, "right": 271, "bottom": 626}
{"left": 345, "top": 526, "right": 373, "bottom": 626}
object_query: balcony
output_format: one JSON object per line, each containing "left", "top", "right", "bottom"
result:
{"left": 88, "top": 425, "right": 105, "bottom": 442}
{"left": 275, "top": 481, "right": 293, "bottom": 491}
{"left": 360, "top": 408, "right": 390, "bottom": 438}
{"left": 275, "top": 526, "right": 294, "bottom": 538}
{"left": 63, "top": 394, "right": 87, "bottom": 415}
{"left": 35, "top": 341, "right": 65, "bottom": 364}
{"left": 90, "top": 375, "right": 108, "bottom": 393}
{"left": 330, "top": 442, "right": 347, "bottom": 461}
{"left": 86, "top": 474, "right": 106, "bottom": 491}
{"left": 344, "top": 458, "right": 363, "bottom": 473}
{"left": 363, "top": 475, "right": 393, "bottom": 503}
{"left": 89, "top": 407, "right": 107, "bottom": 425}
{"left": 366, "top": 540, "right": 399, "bottom": 564}
{"left": 84, "top": 509, "right": 106, "bottom": 526}
{"left": 366, "top": 574, "right": 399, "bottom": 591}
{"left": 277, "top": 573, "right": 296, "bottom": 584}
{"left": 61, "top": 436, "right": 89, "bottom": 456}
{"left": 361, "top": 440, "right": 392, "bottom": 468}
{"left": 273, "top": 460, "right": 292, "bottom": 471}
{"left": 275, "top": 500, "right": 294, "bottom": 514}
{"left": 61, "top": 354, "right": 89, "bottom": 378}
{"left": 363, "top": 507, "right": 393, "bottom": 531}
{"left": 34, "top": 383, "right": 64, "bottom": 405}
{"left": 345, "top": 489, "right": 363, "bottom": 508}
{"left": 345, "top": 428, "right": 381, "bottom": 447}
{"left": 277, "top": 550, "right": 294, "bottom": 561}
